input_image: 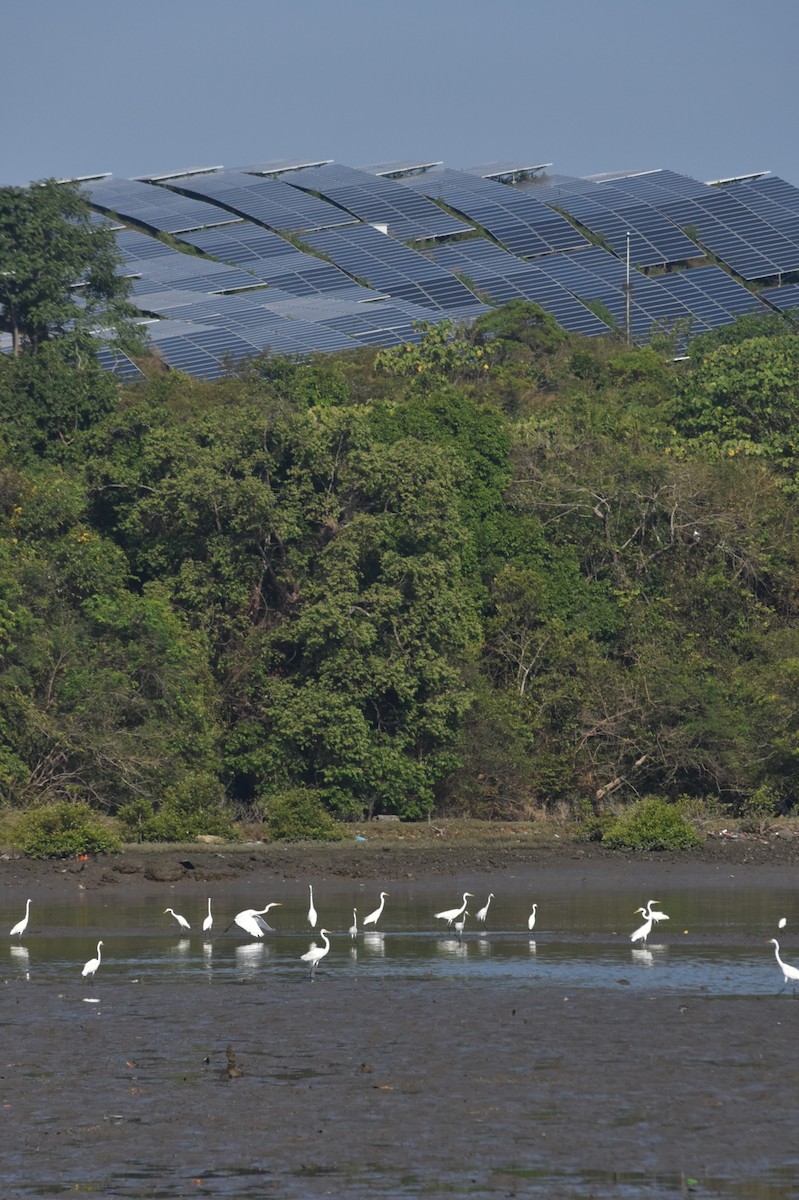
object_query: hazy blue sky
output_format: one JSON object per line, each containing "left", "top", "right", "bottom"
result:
{"left": 6, "top": 1, "right": 799, "bottom": 188}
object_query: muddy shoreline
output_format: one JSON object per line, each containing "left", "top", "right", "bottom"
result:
{"left": 3, "top": 837, "right": 799, "bottom": 1198}
{"left": 2, "top": 828, "right": 798, "bottom": 898}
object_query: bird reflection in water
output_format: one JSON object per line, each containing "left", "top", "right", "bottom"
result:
{"left": 631, "top": 946, "right": 654, "bottom": 967}
{"left": 10, "top": 944, "right": 29, "bottom": 979}
{"left": 235, "top": 941, "right": 268, "bottom": 977}
{"left": 528, "top": 939, "right": 537, "bottom": 956}
{"left": 362, "top": 931, "right": 386, "bottom": 957}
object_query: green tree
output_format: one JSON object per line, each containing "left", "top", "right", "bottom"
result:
{"left": 0, "top": 178, "right": 140, "bottom": 356}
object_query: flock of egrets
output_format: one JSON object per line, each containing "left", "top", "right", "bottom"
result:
{"left": 8, "top": 887, "right": 799, "bottom": 990}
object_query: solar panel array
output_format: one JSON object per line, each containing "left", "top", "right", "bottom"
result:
{"left": 179, "top": 223, "right": 369, "bottom": 298}
{"left": 86, "top": 176, "right": 234, "bottom": 234}
{"left": 426, "top": 239, "right": 610, "bottom": 337}
{"left": 303, "top": 224, "right": 488, "bottom": 315}
{"left": 162, "top": 169, "right": 355, "bottom": 234}
{"left": 528, "top": 175, "right": 702, "bottom": 267}
{"left": 403, "top": 169, "right": 590, "bottom": 259}
{"left": 589, "top": 171, "right": 799, "bottom": 280}
{"left": 18, "top": 158, "right": 799, "bottom": 382}
{"left": 282, "top": 163, "right": 470, "bottom": 241}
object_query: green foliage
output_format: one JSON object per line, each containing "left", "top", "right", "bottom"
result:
{"left": 671, "top": 335, "right": 799, "bottom": 473}
{"left": 603, "top": 797, "right": 703, "bottom": 851}
{"left": 13, "top": 800, "right": 121, "bottom": 858}
{"left": 474, "top": 300, "right": 569, "bottom": 356}
{"left": 374, "top": 320, "right": 491, "bottom": 389}
{"left": 264, "top": 787, "right": 346, "bottom": 842}
{"left": 0, "top": 179, "right": 142, "bottom": 357}
{"left": 118, "top": 773, "right": 236, "bottom": 843}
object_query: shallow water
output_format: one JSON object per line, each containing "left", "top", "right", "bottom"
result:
{"left": 3, "top": 881, "right": 795, "bottom": 995}
{"left": 5, "top": 880, "right": 799, "bottom": 1198}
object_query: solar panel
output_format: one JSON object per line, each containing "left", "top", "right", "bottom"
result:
{"left": 427, "top": 239, "right": 609, "bottom": 337}
{"left": 760, "top": 283, "right": 799, "bottom": 312}
{"left": 283, "top": 163, "right": 470, "bottom": 241}
{"left": 162, "top": 169, "right": 355, "bottom": 233}
{"left": 179, "top": 223, "right": 366, "bottom": 297}
{"left": 303, "top": 224, "right": 486, "bottom": 314}
{"left": 403, "top": 169, "right": 589, "bottom": 258}
{"left": 653, "top": 265, "right": 766, "bottom": 328}
{"left": 86, "top": 176, "right": 234, "bottom": 234}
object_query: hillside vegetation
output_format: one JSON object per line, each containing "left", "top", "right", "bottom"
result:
{"left": 2, "top": 294, "right": 799, "bottom": 842}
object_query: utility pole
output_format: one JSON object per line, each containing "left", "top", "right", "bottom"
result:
{"left": 624, "top": 232, "right": 632, "bottom": 345}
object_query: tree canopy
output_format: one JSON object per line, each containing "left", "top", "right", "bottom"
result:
{"left": 2, "top": 298, "right": 799, "bottom": 834}
{"left": 0, "top": 179, "right": 139, "bottom": 356}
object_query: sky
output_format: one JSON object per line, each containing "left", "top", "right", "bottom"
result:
{"left": 6, "top": 0, "right": 799, "bottom": 190}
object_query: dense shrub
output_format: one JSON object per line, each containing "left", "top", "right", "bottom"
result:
{"left": 603, "top": 797, "right": 703, "bottom": 851}
{"left": 265, "top": 788, "right": 346, "bottom": 842}
{"left": 118, "top": 773, "right": 237, "bottom": 843}
{"left": 15, "top": 801, "right": 121, "bottom": 858}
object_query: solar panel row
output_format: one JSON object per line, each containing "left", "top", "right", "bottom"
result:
{"left": 281, "top": 163, "right": 470, "bottom": 241}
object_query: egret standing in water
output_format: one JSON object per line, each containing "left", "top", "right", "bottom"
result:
{"left": 10, "top": 899, "right": 31, "bottom": 941}
{"left": 349, "top": 908, "right": 358, "bottom": 940}
{"left": 230, "top": 903, "right": 282, "bottom": 939}
{"left": 454, "top": 911, "right": 469, "bottom": 943}
{"left": 435, "top": 893, "right": 473, "bottom": 930}
{"left": 308, "top": 885, "right": 318, "bottom": 930}
{"left": 631, "top": 906, "right": 653, "bottom": 948}
{"left": 82, "top": 940, "right": 103, "bottom": 983}
{"left": 301, "top": 929, "right": 331, "bottom": 981}
{"left": 363, "top": 891, "right": 389, "bottom": 929}
{"left": 203, "top": 898, "right": 213, "bottom": 936}
{"left": 476, "top": 894, "right": 494, "bottom": 925}
{"left": 164, "top": 907, "right": 191, "bottom": 933}
{"left": 527, "top": 903, "right": 538, "bottom": 932}
{"left": 645, "top": 900, "right": 670, "bottom": 923}
{"left": 770, "top": 938, "right": 799, "bottom": 994}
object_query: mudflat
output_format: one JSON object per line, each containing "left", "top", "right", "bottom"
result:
{"left": 2, "top": 838, "right": 798, "bottom": 1198}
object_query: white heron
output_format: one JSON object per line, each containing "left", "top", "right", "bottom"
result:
{"left": 527, "top": 903, "right": 538, "bottom": 932}
{"left": 301, "top": 929, "right": 331, "bottom": 980}
{"left": 349, "top": 908, "right": 358, "bottom": 939}
{"left": 10, "top": 898, "right": 31, "bottom": 941}
{"left": 631, "top": 906, "right": 653, "bottom": 948}
{"left": 202, "top": 898, "right": 213, "bottom": 936}
{"left": 476, "top": 894, "right": 494, "bottom": 925}
{"left": 454, "top": 911, "right": 469, "bottom": 942}
{"left": 81, "top": 940, "right": 103, "bottom": 982}
{"left": 231, "top": 903, "right": 282, "bottom": 939}
{"left": 645, "top": 900, "right": 670, "bottom": 923}
{"left": 779, "top": 917, "right": 788, "bottom": 930}
{"left": 435, "top": 892, "right": 473, "bottom": 929}
{"left": 164, "top": 907, "right": 191, "bottom": 932}
{"left": 363, "top": 891, "right": 389, "bottom": 929}
{"left": 308, "top": 885, "right": 318, "bottom": 930}
{"left": 770, "top": 938, "right": 799, "bottom": 994}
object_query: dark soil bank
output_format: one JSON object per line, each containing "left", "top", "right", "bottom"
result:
{"left": 3, "top": 839, "right": 799, "bottom": 1198}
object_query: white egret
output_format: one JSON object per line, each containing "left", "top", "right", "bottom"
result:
{"left": 454, "top": 911, "right": 469, "bottom": 942}
{"left": 770, "top": 938, "right": 799, "bottom": 994}
{"left": 645, "top": 900, "right": 670, "bottom": 923}
{"left": 527, "top": 903, "right": 538, "bottom": 932}
{"left": 203, "top": 898, "right": 213, "bottom": 936}
{"left": 631, "top": 906, "right": 653, "bottom": 948}
{"left": 10, "top": 898, "right": 31, "bottom": 941}
{"left": 81, "top": 940, "right": 103, "bottom": 982}
{"left": 308, "top": 885, "right": 318, "bottom": 930}
{"left": 476, "top": 894, "right": 494, "bottom": 925}
{"left": 232, "top": 903, "right": 282, "bottom": 939}
{"left": 363, "top": 891, "right": 389, "bottom": 928}
{"left": 164, "top": 907, "right": 191, "bottom": 932}
{"left": 349, "top": 908, "right": 358, "bottom": 939}
{"left": 435, "top": 892, "right": 473, "bottom": 929}
{"left": 779, "top": 917, "right": 788, "bottom": 930}
{"left": 301, "top": 929, "right": 331, "bottom": 980}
